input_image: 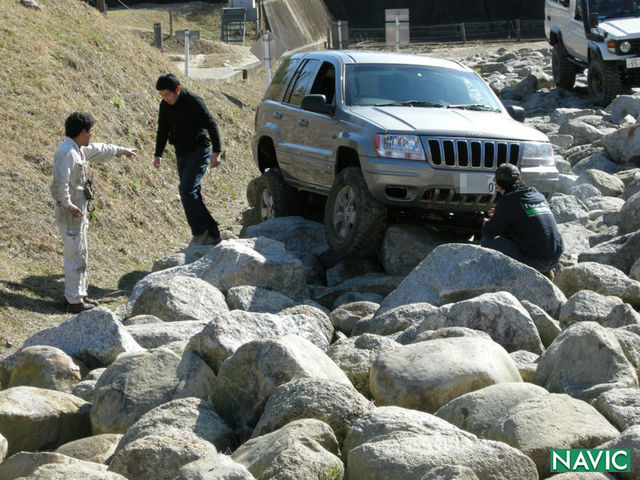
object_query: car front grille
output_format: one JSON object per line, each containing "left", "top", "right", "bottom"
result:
{"left": 421, "top": 188, "right": 495, "bottom": 210}
{"left": 422, "top": 136, "right": 521, "bottom": 171}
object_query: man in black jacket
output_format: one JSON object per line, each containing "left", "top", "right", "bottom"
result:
{"left": 153, "top": 73, "right": 223, "bottom": 246}
{"left": 481, "top": 163, "right": 564, "bottom": 276}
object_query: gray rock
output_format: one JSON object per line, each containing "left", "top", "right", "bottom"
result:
{"left": 278, "top": 303, "right": 333, "bottom": 343}
{"left": 578, "top": 231, "right": 640, "bottom": 274}
{"left": 55, "top": 434, "right": 122, "bottom": 464}
{"left": 550, "top": 108, "right": 597, "bottom": 126}
{"left": 131, "top": 275, "right": 228, "bottom": 322}
{"left": 559, "top": 290, "right": 624, "bottom": 327}
{"left": 571, "top": 184, "right": 602, "bottom": 203}
{"left": 327, "top": 333, "right": 398, "bottom": 398}
{"left": 23, "top": 307, "right": 143, "bottom": 368}
{"left": 71, "top": 380, "right": 97, "bottom": 402}
{"left": 381, "top": 225, "right": 453, "bottom": 276}
{"left": 291, "top": 250, "right": 326, "bottom": 286}
{"left": 211, "top": 335, "right": 350, "bottom": 434}
{"left": 576, "top": 169, "right": 625, "bottom": 197}
{"left": 520, "top": 300, "right": 561, "bottom": 348}
{"left": 555, "top": 262, "right": 640, "bottom": 304}
{"left": 23, "top": 463, "right": 125, "bottom": 479}
{"left": 613, "top": 328, "right": 640, "bottom": 375}
{"left": 176, "top": 454, "right": 254, "bottom": 480}
{"left": 108, "top": 430, "right": 218, "bottom": 480}
{"left": 557, "top": 223, "right": 593, "bottom": 263}
{"left": 565, "top": 145, "right": 601, "bottom": 167}
{"left": 535, "top": 322, "right": 638, "bottom": 399}
{"left": 597, "top": 425, "right": 640, "bottom": 479}
{"left": 0, "top": 345, "right": 82, "bottom": 392}
{"left": 602, "top": 124, "right": 640, "bottom": 164}
{"left": 421, "top": 465, "right": 480, "bottom": 480}
{"left": 186, "top": 310, "right": 330, "bottom": 374}
{"left": 152, "top": 246, "right": 212, "bottom": 273}
{"left": 406, "top": 292, "right": 544, "bottom": 354}
{"left": 549, "top": 195, "right": 590, "bottom": 225}
{"left": 558, "top": 116, "right": 613, "bottom": 146}
{"left": 632, "top": 257, "right": 640, "bottom": 281}
{"left": 252, "top": 377, "right": 373, "bottom": 445}
{"left": 593, "top": 387, "right": 640, "bottom": 431}
{"left": 225, "top": 285, "right": 297, "bottom": 313}
{"left": 310, "top": 274, "right": 403, "bottom": 310}
{"left": 620, "top": 192, "right": 640, "bottom": 234}
{"left": 245, "top": 216, "right": 330, "bottom": 256}
{"left": 624, "top": 172, "right": 640, "bottom": 199}
{"left": 572, "top": 153, "right": 618, "bottom": 176}
{"left": 370, "top": 336, "right": 521, "bottom": 413}
{"left": 128, "top": 238, "right": 308, "bottom": 309}
{"left": 125, "top": 321, "right": 207, "bottom": 349}
{"left": 0, "top": 451, "right": 106, "bottom": 480}
{"left": 0, "top": 386, "right": 91, "bottom": 456}
{"left": 377, "top": 244, "right": 566, "bottom": 317}
{"left": 352, "top": 302, "right": 438, "bottom": 336}
{"left": 605, "top": 94, "right": 640, "bottom": 122}
{"left": 329, "top": 301, "right": 379, "bottom": 335}
{"left": 325, "top": 257, "right": 383, "bottom": 287}
{"left": 331, "top": 292, "right": 385, "bottom": 309}
{"left": 121, "top": 315, "right": 163, "bottom": 326}
{"left": 557, "top": 174, "right": 578, "bottom": 194}
{"left": 231, "top": 419, "right": 340, "bottom": 479}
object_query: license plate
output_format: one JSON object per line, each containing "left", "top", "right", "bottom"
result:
{"left": 627, "top": 57, "right": 640, "bottom": 69}
{"left": 458, "top": 173, "right": 496, "bottom": 194}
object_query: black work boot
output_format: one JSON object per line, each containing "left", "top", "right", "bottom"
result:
{"left": 63, "top": 298, "right": 95, "bottom": 314}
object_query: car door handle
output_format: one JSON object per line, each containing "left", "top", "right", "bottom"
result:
{"left": 273, "top": 112, "right": 283, "bottom": 119}
{"left": 298, "top": 119, "right": 309, "bottom": 127}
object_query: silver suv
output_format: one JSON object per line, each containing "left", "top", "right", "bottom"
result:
{"left": 546, "top": 0, "right": 640, "bottom": 105}
{"left": 250, "top": 50, "right": 559, "bottom": 258}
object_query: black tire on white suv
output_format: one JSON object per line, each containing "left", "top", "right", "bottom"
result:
{"left": 551, "top": 44, "right": 577, "bottom": 90}
{"left": 324, "top": 167, "right": 387, "bottom": 259}
{"left": 254, "top": 169, "right": 297, "bottom": 222}
{"left": 587, "top": 56, "right": 625, "bottom": 106}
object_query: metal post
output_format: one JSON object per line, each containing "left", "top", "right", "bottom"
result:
{"left": 169, "top": 9, "right": 173, "bottom": 36}
{"left": 460, "top": 23, "right": 466, "bottom": 43}
{"left": 395, "top": 10, "right": 400, "bottom": 51}
{"left": 97, "top": 0, "right": 107, "bottom": 13}
{"left": 185, "top": 29, "right": 190, "bottom": 78}
{"left": 515, "top": 19, "right": 521, "bottom": 41}
{"left": 264, "top": 30, "right": 272, "bottom": 88}
{"left": 337, "top": 20, "right": 342, "bottom": 50}
{"left": 153, "top": 23, "right": 163, "bottom": 51}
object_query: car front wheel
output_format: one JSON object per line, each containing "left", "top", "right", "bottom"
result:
{"left": 324, "top": 167, "right": 387, "bottom": 258}
{"left": 587, "top": 56, "right": 624, "bottom": 106}
{"left": 254, "top": 169, "right": 297, "bottom": 222}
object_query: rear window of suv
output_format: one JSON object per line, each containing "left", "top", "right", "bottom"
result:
{"left": 265, "top": 57, "right": 301, "bottom": 101}
{"left": 344, "top": 64, "right": 502, "bottom": 110}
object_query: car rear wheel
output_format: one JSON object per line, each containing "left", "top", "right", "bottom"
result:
{"left": 324, "top": 167, "right": 387, "bottom": 258}
{"left": 588, "top": 56, "right": 624, "bottom": 106}
{"left": 254, "top": 169, "right": 297, "bottom": 222}
{"left": 551, "top": 43, "right": 577, "bottom": 89}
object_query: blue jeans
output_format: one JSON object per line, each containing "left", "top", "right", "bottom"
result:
{"left": 480, "top": 235, "right": 561, "bottom": 273}
{"left": 177, "top": 147, "right": 219, "bottom": 237}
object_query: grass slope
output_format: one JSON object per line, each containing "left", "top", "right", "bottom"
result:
{"left": 0, "top": 0, "right": 262, "bottom": 357}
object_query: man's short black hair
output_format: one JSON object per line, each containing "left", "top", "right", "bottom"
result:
{"left": 156, "top": 73, "right": 181, "bottom": 92}
{"left": 495, "top": 163, "right": 524, "bottom": 191}
{"left": 65, "top": 112, "right": 95, "bottom": 138}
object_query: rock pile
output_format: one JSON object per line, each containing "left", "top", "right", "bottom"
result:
{"left": 1, "top": 44, "right": 640, "bottom": 479}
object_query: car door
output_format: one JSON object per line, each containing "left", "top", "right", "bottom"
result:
{"left": 564, "top": 0, "right": 589, "bottom": 60}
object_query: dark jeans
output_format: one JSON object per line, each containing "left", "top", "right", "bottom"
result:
{"left": 177, "top": 147, "right": 219, "bottom": 237}
{"left": 480, "top": 235, "right": 561, "bottom": 273}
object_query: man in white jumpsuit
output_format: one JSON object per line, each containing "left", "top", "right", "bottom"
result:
{"left": 51, "top": 112, "right": 136, "bottom": 313}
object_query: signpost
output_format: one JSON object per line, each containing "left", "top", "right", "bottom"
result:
{"left": 385, "top": 9, "right": 410, "bottom": 50}
{"left": 250, "top": 30, "right": 286, "bottom": 88}
{"left": 175, "top": 29, "right": 200, "bottom": 78}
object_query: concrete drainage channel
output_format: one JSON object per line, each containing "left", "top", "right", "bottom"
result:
{"left": 172, "top": 53, "right": 263, "bottom": 82}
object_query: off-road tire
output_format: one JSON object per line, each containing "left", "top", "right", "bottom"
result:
{"left": 254, "top": 169, "right": 297, "bottom": 222}
{"left": 588, "top": 56, "right": 624, "bottom": 106}
{"left": 324, "top": 167, "right": 387, "bottom": 259}
{"left": 551, "top": 43, "right": 577, "bottom": 89}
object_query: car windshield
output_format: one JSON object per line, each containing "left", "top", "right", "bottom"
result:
{"left": 589, "top": 0, "right": 640, "bottom": 18}
{"left": 344, "top": 64, "right": 503, "bottom": 111}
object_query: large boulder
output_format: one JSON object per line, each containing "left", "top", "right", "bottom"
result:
{"left": 225, "top": 285, "right": 297, "bottom": 313}
{"left": 128, "top": 238, "right": 308, "bottom": 309}
{"left": 327, "top": 333, "right": 399, "bottom": 397}
{"left": 18, "top": 462, "right": 126, "bottom": 480}
{"left": 211, "top": 335, "right": 351, "bottom": 436}
{"left": 370, "top": 336, "right": 522, "bottom": 413}
{"left": 176, "top": 454, "right": 254, "bottom": 480}
{"left": 352, "top": 303, "right": 438, "bottom": 337}
{"left": 557, "top": 223, "right": 593, "bottom": 263}
{"left": 381, "top": 225, "right": 453, "bottom": 276}
{"left": 597, "top": 425, "right": 640, "bottom": 480}
{"left": 186, "top": 310, "right": 330, "bottom": 374}
{"left": 404, "top": 292, "right": 544, "bottom": 354}
{"left": 535, "top": 322, "right": 638, "bottom": 399}
{"left": 309, "top": 274, "right": 404, "bottom": 310}
{"left": 252, "top": 377, "right": 373, "bottom": 445}
{"left": 602, "top": 123, "right": 640, "bottom": 164}
{"left": 576, "top": 169, "right": 625, "bottom": 197}
{"left": 520, "top": 300, "right": 562, "bottom": 348}
{"left": 23, "top": 307, "right": 143, "bottom": 368}
{"left": 619, "top": 192, "right": 640, "bottom": 234}
{"left": 0, "top": 451, "right": 109, "bottom": 480}
{"left": 245, "top": 216, "right": 330, "bottom": 256}
{"left": 0, "top": 345, "right": 83, "bottom": 392}
{"left": 377, "top": 244, "right": 566, "bottom": 317}
{"left": 0, "top": 386, "right": 91, "bottom": 456}
{"left": 55, "top": 434, "right": 122, "bottom": 464}
{"left": 549, "top": 194, "right": 590, "bottom": 225}
{"left": 125, "top": 320, "right": 207, "bottom": 349}
{"left": 554, "top": 262, "right": 640, "bottom": 304}
{"left": 152, "top": 246, "right": 212, "bottom": 272}
{"left": 559, "top": 290, "right": 624, "bottom": 327}
{"left": 578, "top": 231, "right": 640, "bottom": 274}
{"left": 592, "top": 387, "right": 640, "bottom": 431}
{"left": 329, "top": 301, "right": 379, "bottom": 336}
{"left": 130, "top": 275, "right": 228, "bottom": 322}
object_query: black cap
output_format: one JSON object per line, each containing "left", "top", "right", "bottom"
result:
{"left": 495, "top": 163, "right": 520, "bottom": 182}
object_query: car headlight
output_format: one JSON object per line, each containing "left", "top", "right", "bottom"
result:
{"left": 620, "top": 40, "right": 632, "bottom": 54}
{"left": 375, "top": 134, "right": 426, "bottom": 160}
{"left": 521, "top": 142, "right": 555, "bottom": 167}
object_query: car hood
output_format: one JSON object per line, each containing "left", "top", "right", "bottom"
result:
{"left": 349, "top": 106, "right": 549, "bottom": 142}
{"left": 600, "top": 17, "right": 640, "bottom": 39}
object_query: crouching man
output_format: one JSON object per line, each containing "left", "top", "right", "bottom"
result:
{"left": 51, "top": 112, "right": 136, "bottom": 313}
{"left": 481, "top": 163, "right": 564, "bottom": 278}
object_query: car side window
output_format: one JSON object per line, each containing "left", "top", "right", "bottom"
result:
{"left": 309, "top": 62, "right": 336, "bottom": 105}
{"left": 265, "top": 57, "right": 301, "bottom": 101}
{"left": 284, "top": 59, "right": 319, "bottom": 107}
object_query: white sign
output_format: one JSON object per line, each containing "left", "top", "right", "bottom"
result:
{"left": 250, "top": 31, "right": 286, "bottom": 62}
{"left": 175, "top": 30, "right": 200, "bottom": 42}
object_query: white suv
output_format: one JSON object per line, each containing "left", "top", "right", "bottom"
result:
{"left": 545, "top": 0, "right": 640, "bottom": 105}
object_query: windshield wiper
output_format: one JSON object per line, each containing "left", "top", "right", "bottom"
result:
{"left": 374, "top": 100, "right": 444, "bottom": 108}
{"left": 447, "top": 104, "right": 501, "bottom": 112}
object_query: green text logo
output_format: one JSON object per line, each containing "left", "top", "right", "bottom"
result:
{"left": 550, "top": 449, "right": 630, "bottom": 473}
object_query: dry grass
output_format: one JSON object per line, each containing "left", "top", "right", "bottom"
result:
{"left": 0, "top": 0, "right": 263, "bottom": 358}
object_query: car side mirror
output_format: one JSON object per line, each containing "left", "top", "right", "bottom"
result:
{"left": 507, "top": 105, "right": 526, "bottom": 123}
{"left": 589, "top": 12, "right": 599, "bottom": 28}
{"left": 301, "top": 94, "right": 335, "bottom": 115}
